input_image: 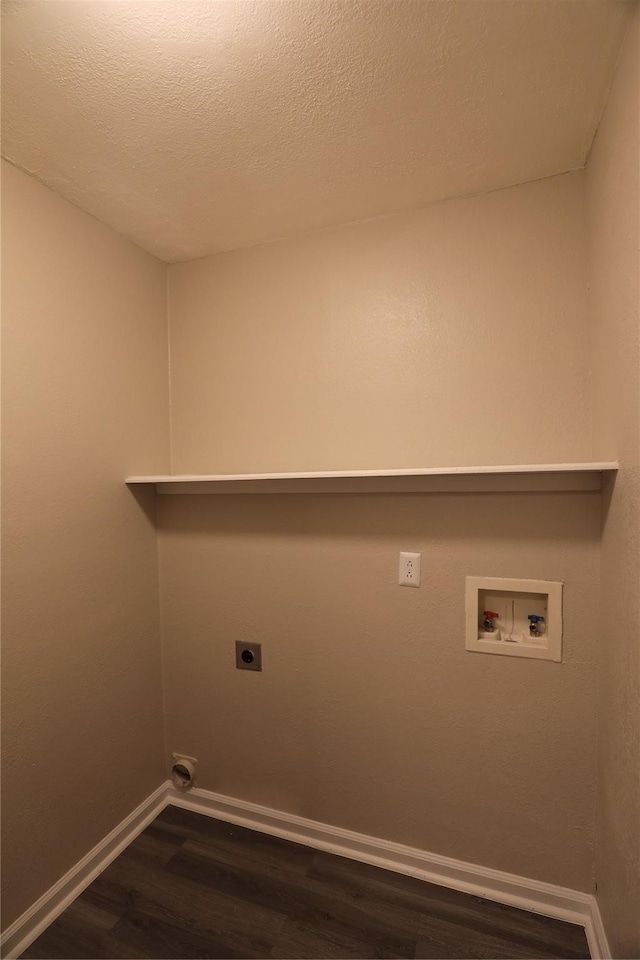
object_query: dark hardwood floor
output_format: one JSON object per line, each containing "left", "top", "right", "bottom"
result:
{"left": 22, "top": 806, "right": 591, "bottom": 959}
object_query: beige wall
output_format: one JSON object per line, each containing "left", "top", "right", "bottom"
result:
{"left": 161, "top": 172, "right": 601, "bottom": 891}
{"left": 168, "top": 172, "right": 592, "bottom": 474}
{"left": 586, "top": 7, "right": 640, "bottom": 956}
{"left": 1, "top": 161, "right": 169, "bottom": 927}
{"left": 159, "top": 492, "right": 600, "bottom": 890}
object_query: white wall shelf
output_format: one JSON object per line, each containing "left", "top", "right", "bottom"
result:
{"left": 126, "top": 462, "right": 618, "bottom": 495}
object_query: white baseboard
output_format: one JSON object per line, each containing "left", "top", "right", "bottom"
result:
{"left": 1, "top": 782, "right": 169, "bottom": 960}
{"left": 169, "top": 785, "right": 606, "bottom": 958}
{"left": 2, "top": 780, "right": 610, "bottom": 959}
{"left": 584, "top": 900, "right": 612, "bottom": 960}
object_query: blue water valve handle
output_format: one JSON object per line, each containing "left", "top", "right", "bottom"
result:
{"left": 528, "top": 614, "right": 545, "bottom": 635}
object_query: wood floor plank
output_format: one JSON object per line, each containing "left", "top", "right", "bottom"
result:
{"left": 122, "top": 823, "right": 187, "bottom": 867}
{"left": 165, "top": 838, "right": 417, "bottom": 957}
{"left": 81, "top": 840, "right": 286, "bottom": 957}
{"left": 102, "top": 913, "right": 257, "bottom": 960}
{"left": 309, "top": 850, "right": 590, "bottom": 959}
{"left": 270, "top": 917, "right": 406, "bottom": 959}
{"left": 20, "top": 807, "right": 592, "bottom": 960}
{"left": 20, "top": 898, "right": 119, "bottom": 960}
{"left": 153, "top": 805, "right": 316, "bottom": 875}
{"left": 413, "top": 914, "right": 585, "bottom": 960}
{"left": 63, "top": 897, "right": 121, "bottom": 933}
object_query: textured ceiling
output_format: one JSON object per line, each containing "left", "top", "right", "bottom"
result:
{"left": 1, "top": 0, "right": 634, "bottom": 262}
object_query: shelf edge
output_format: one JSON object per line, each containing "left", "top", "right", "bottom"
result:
{"left": 125, "top": 462, "right": 619, "bottom": 485}
{"left": 125, "top": 463, "right": 618, "bottom": 495}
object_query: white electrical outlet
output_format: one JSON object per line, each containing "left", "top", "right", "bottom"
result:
{"left": 399, "top": 552, "right": 421, "bottom": 587}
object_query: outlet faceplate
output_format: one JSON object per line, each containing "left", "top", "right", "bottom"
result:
{"left": 235, "top": 641, "right": 262, "bottom": 671}
{"left": 399, "top": 552, "right": 421, "bottom": 587}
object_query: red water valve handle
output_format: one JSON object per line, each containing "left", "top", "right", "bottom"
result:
{"left": 483, "top": 611, "right": 499, "bottom": 619}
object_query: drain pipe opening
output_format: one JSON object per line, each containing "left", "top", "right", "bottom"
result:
{"left": 171, "top": 755, "right": 196, "bottom": 790}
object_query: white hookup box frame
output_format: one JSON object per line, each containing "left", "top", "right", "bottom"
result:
{"left": 465, "top": 576, "right": 563, "bottom": 662}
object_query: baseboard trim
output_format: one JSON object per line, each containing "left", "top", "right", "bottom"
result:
{"left": 169, "top": 785, "right": 605, "bottom": 956}
{"left": 1, "top": 782, "right": 169, "bottom": 960}
{"left": 2, "top": 781, "right": 610, "bottom": 959}
{"left": 584, "top": 899, "right": 612, "bottom": 960}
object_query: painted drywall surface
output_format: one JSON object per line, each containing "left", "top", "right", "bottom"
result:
{"left": 2, "top": 1, "right": 633, "bottom": 261}
{"left": 159, "top": 491, "right": 600, "bottom": 891}
{"left": 1, "top": 162, "right": 169, "bottom": 927}
{"left": 586, "top": 6, "right": 640, "bottom": 956}
{"left": 168, "top": 172, "right": 592, "bottom": 474}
